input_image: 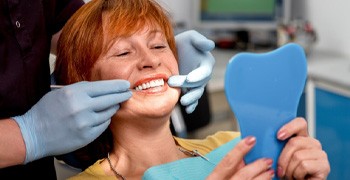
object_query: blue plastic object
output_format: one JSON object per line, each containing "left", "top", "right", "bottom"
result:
{"left": 224, "top": 43, "right": 307, "bottom": 177}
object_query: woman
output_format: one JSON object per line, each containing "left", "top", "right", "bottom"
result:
{"left": 55, "top": 0, "right": 330, "bottom": 179}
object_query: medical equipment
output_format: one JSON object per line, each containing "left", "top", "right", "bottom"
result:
{"left": 51, "top": 84, "right": 138, "bottom": 92}
{"left": 50, "top": 85, "right": 64, "bottom": 90}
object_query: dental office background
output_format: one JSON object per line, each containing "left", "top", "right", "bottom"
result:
{"left": 54, "top": 0, "right": 350, "bottom": 179}
{"left": 162, "top": 1, "right": 350, "bottom": 179}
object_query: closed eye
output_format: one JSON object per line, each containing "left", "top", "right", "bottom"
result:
{"left": 153, "top": 45, "right": 166, "bottom": 49}
{"left": 116, "top": 51, "right": 129, "bottom": 57}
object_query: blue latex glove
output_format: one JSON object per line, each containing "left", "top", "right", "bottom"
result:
{"left": 168, "top": 30, "right": 215, "bottom": 113}
{"left": 13, "top": 80, "right": 132, "bottom": 163}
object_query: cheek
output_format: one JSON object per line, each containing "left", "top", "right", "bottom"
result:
{"left": 91, "top": 62, "right": 132, "bottom": 80}
{"left": 164, "top": 56, "right": 179, "bottom": 75}
{"left": 172, "top": 61, "right": 179, "bottom": 74}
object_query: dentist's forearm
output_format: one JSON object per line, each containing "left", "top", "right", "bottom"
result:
{"left": 0, "top": 118, "right": 26, "bottom": 168}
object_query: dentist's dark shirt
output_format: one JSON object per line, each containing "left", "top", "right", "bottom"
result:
{"left": 0, "top": 0, "right": 83, "bottom": 178}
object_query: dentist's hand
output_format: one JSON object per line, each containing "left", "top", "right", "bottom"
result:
{"left": 168, "top": 30, "right": 215, "bottom": 113}
{"left": 13, "top": 80, "right": 132, "bottom": 164}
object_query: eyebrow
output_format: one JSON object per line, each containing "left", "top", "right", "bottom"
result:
{"left": 147, "top": 29, "right": 164, "bottom": 38}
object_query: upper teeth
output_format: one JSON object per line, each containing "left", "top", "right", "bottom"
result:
{"left": 135, "top": 79, "right": 164, "bottom": 91}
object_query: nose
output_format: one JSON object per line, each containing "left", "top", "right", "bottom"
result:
{"left": 137, "top": 48, "right": 161, "bottom": 70}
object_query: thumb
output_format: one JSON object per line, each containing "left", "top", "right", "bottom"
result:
{"left": 190, "top": 32, "right": 215, "bottom": 52}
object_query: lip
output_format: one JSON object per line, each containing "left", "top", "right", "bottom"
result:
{"left": 133, "top": 73, "right": 169, "bottom": 88}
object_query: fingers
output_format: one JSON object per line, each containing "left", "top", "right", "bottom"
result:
{"left": 167, "top": 76, "right": 206, "bottom": 114}
{"left": 180, "top": 86, "right": 204, "bottom": 114}
{"left": 180, "top": 87, "right": 204, "bottom": 106}
{"left": 189, "top": 30, "right": 215, "bottom": 52}
{"left": 90, "top": 104, "right": 119, "bottom": 126}
{"left": 278, "top": 136, "right": 319, "bottom": 177}
{"left": 167, "top": 75, "right": 187, "bottom": 87}
{"left": 63, "top": 80, "right": 132, "bottom": 111}
{"left": 292, "top": 155, "right": 330, "bottom": 180}
{"left": 277, "top": 117, "right": 330, "bottom": 179}
{"left": 280, "top": 136, "right": 322, "bottom": 163}
{"left": 86, "top": 118, "right": 111, "bottom": 140}
{"left": 185, "top": 101, "right": 198, "bottom": 114}
{"left": 73, "top": 80, "right": 131, "bottom": 97}
{"left": 207, "top": 136, "right": 256, "bottom": 180}
{"left": 168, "top": 74, "right": 211, "bottom": 88}
{"left": 90, "top": 91, "right": 132, "bottom": 112}
{"left": 186, "top": 63, "right": 213, "bottom": 83}
{"left": 277, "top": 117, "right": 308, "bottom": 141}
{"left": 251, "top": 169, "right": 275, "bottom": 180}
{"left": 285, "top": 149, "right": 329, "bottom": 180}
{"left": 278, "top": 134, "right": 329, "bottom": 179}
{"left": 208, "top": 137, "right": 275, "bottom": 180}
{"left": 284, "top": 147, "right": 319, "bottom": 177}
{"left": 233, "top": 158, "right": 275, "bottom": 180}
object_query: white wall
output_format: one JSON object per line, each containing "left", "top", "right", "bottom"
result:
{"left": 156, "top": 0, "right": 192, "bottom": 29}
{"left": 305, "top": 0, "right": 350, "bottom": 58}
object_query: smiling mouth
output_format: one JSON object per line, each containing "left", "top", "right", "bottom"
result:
{"left": 134, "top": 79, "right": 165, "bottom": 91}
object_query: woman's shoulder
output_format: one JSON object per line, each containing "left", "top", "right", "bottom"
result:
{"left": 175, "top": 131, "right": 241, "bottom": 155}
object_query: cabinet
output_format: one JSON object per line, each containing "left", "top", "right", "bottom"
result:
{"left": 306, "top": 51, "right": 350, "bottom": 180}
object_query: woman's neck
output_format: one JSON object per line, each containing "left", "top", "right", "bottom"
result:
{"left": 104, "top": 116, "right": 187, "bottom": 179}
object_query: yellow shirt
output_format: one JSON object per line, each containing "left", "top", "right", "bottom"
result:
{"left": 68, "top": 131, "right": 240, "bottom": 180}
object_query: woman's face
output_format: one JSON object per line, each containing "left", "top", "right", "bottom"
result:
{"left": 90, "top": 25, "right": 180, "bottom": 120}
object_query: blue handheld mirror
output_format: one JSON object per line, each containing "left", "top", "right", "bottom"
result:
{"left": 224, "top": 43, "right": 307, "bottom": 176}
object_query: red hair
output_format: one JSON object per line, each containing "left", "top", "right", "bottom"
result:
{"left": 55, "top": 0, "right": 177, "bottom": 85}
